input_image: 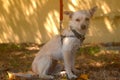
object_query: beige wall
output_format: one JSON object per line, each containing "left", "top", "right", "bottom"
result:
{"left": 0, "top": 0, "right": 120, "bottom": 44}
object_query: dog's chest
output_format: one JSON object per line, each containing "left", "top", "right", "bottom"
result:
{"left": 71, "top": 39, "right": 81, "bottom": 52}
{"left": 62, "top": 38, "right": 81, "bottom": 53}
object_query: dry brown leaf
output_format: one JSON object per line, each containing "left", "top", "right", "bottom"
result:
{"left": 77, "top": 74, "right": 89, "bottom": 80}
{"left": 7, "top": 71, "right": 15, "bottom": 80}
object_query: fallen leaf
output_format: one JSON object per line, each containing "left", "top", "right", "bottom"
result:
{"left": 7, "top": 71, "right": 15, "bottom": 80}
{"left": 77, "top": 74, "right": 88, "bottom": 80}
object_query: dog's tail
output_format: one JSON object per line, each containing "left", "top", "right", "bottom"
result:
{"left": 7, "top": 71, "right": 38, "bottom": 79}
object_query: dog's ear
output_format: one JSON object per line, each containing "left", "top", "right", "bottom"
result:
{"left": 64, "top": 11, "right": 73, "bottom": 18}
{"left": 89, "top": 6, "right": 97, "bottom": 17}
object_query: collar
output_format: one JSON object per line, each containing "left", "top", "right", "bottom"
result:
{"left": 61, "top": 27, "right": 85, "bottom": 44}
{"left": 70, "top": 27, "right": 85, "bottom": 40}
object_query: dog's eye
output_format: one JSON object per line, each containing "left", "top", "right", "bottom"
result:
{"left": 75, "top": 19, "right": 80, "bottom": 22}
{"left": 85, "top": 18, "right": 89, "bottom": 21}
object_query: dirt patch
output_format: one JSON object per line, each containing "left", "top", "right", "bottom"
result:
{"left": 0, "top": 43, "right": 120, "bottom": 80}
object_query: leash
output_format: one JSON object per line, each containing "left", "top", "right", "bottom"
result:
{"left": 60, "top": 0, "right": 63, "bottom": 34}
{"left": 60, "top": 0, "right": 65, "bottom": 45}
{"left": 59, "top": 0, "right": 85, "bottom": 44}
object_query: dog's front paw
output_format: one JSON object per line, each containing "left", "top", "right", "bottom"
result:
{"left": 67, "top": 73, "right": 77, "bottom": 79}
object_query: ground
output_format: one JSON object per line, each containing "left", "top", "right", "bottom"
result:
{"left": 0, "top": 43, "right": 120, "bottom": 80}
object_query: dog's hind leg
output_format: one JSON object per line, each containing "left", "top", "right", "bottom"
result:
{"left": 37, "top": 56, "right": 54, "bottom": 79}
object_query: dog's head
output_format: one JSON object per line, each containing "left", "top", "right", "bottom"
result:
{"left": 64, "top": 6, "right": 97, "bottom": 34}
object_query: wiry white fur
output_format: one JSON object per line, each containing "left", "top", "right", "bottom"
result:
{"left": 32, "top": 6, "right": 97, "bottom": 79}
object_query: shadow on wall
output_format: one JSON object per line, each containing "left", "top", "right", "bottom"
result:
{"left": 0, "top": 0, "right": 120, "bottom": 44}
{"left": 0, "top": 0, "right": 59, "bottom": 44}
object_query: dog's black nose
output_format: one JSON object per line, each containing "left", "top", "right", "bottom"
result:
{"left": 81, "top": 25, "right": 86, "bottom": 30}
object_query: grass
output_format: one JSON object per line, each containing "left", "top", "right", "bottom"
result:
{"left": 0, "top": 43, "right": 120, "bottom": 80}
{"left": 78, "top": 45, "right": 100, "bottom": 55}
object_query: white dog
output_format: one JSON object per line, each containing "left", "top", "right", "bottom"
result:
{"left": 32, "top": 6, "right": 97, "bottom": 79}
